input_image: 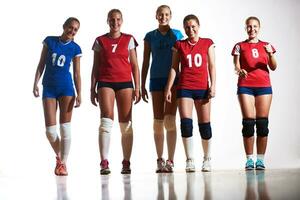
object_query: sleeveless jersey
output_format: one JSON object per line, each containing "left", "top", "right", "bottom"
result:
{"left": 92, "top": 33, "right": 138, "bottom": 82}
{"left": 231, "top": 40, "right": 276, "bottom": 87}
{"left": 42, "top": 36, "right": 82, "bottom": 87}
{"left": 175, "top": 38, "right": 214, "bottom": 90}
{"left": 144, "top": 29, "right": 183, "bottom": 79}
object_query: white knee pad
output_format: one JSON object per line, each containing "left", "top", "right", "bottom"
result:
{"left": 164, "top": 115, "right": 176, "bottom": 131}
{"left": 46, "top": 125, "right": 58, "bottom": 142}
{"left": 60, "top": 122, "right": 71, "bottom": 140}
{"left": 153, "top": 119, "right": 164, "bottom": 134}
{"left": 99, "top": 118, "right": 113, "bottom": 135}
{"left": 119, "top": 121, "right": 133, "bottom": 135}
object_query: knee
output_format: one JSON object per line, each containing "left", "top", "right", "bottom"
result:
{"left": 181, "top": 118, "right": 193, "bottom": 138}
{"left": 119, "top": 121, "right": 133, "bottom": 135}
{"left": 256, "top": 117, "right": 269, "bottom": 137}
{"left": 99, "top": 118, "right": 113, "bottom": 135}
{"left": 153, "top": 119, "right": 164, "bottom": 134}
{"left": 164, "top": 115, "right": 176, "bottom": 132}
{"left": 46, "top": 125, "right": 58, "bottom": 142}
{"left": 242, "top": 118, "right": 255, "bottom": 137}
{"left": 60, "top": 122, "right": 71, "bottom": 140}
{"left": 199, "top": 122, "right": 212, "bottom": 140}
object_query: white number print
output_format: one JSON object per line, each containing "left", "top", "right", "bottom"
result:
{"left": 112, "top": 44, "right": 118, "bottom": 53}
{"left": 251, "top": 48, "right": 259, "bottom": 58}
{"left": 52, "top": 53, "right": 66, "bottom": 67}
{"left": 187, "top": 53, "right": 202, "bottom": 67}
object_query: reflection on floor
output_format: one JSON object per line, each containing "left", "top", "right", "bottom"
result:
{"left": 0, "top": 169, "right": 300, "bottom": 199}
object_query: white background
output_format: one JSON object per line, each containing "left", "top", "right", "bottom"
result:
{"left": 0, "top": 0, "right": 299, "bottom": 175}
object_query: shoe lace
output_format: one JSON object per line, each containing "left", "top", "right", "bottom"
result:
{"left": 122, "top": 160, "right": 130, "bottom": 169}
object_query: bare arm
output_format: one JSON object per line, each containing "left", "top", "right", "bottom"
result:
{"left": 129, "top": 48, "right": 141, "bottom": 104}
{"left": 165, "top": 50, "right": 180, "bottom": 103}
{"left": 141, "top": 41, "right": 151, "bottom": 102}
{"left": 90, "top": 51, "right": 99, "bottom": 106}
{"left": 73, "top": 56, "right": 81, "bottom": 107}
{"left": 233, "top": 55, "right": 248, "bottom": 78}
{"left": 265, "top": 44, "right": 277, "bottom": 71}
{"left": 33, "top": 45, "right": 47, "bottom": 97}
{"left": 207, "top": 45, "right": 216, "bottom": 98}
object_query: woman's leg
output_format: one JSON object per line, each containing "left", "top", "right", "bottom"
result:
{"left": 43, "top": 98, "right": 60, "bottom": 156}
{"left": 116, "top": 88, "right": 134, "bottom": 161}
{"left": 58, "top": 96, "right": 75, "bottom": 163}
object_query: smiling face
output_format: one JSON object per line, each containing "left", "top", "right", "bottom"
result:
{"left": 156, "top": 6, "right": 172, "bottom": 26}
{"left": 184, "top": 19, "right": 199, "bottom": 40}
{"left": 108, "top": 11, "right": 123, "bottom": 33}
{"left": 62, "top": 20, "right": 80, "bottom": 41}
{"left": 245, "top": 18, "right": 260, "bottom": 40}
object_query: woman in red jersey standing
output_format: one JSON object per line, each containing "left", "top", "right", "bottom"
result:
{"left": 90, "top": 9, "right": 141, "bottom": 175}
{"left": 232, "top": 16, "right": 277, "bottom": 170}
{"left": 165, "top": 14, "right": 216, "bottom": 172}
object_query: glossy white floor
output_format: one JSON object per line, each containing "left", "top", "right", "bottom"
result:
{"left": 0, "top": 169, "right": 299, "bottom": 200}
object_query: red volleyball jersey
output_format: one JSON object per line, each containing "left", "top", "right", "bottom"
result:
{"left": 93, "top": 33, "right": 138, "bottom": 82}
{"left": 231, "top": 40, "right": 276, "bottom": 87}
{"left": 175, "top": 38, "right": 214, "bottom": 90}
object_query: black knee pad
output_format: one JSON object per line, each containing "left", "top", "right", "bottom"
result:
{"left": 199, "top": 122, "right": 212, "bottom": 140}
{"left": 256, "top": 118, "right": 269, "bottom": 137}
{"left": 181, "top": 118, "right": 193, "bottom": 138}
{"left": 242, "top": 118, "right": 255, "bottom": 137}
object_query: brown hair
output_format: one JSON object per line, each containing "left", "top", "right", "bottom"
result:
{"left": 63, "top": 17, "right": 80, "bottom": 29}
{"left": 107, "top": 9, "right": 123, "bottom": 23}
{"left": 156, "top": 5, "right": 172, "bottom": 16}
{"left": 245, "top": 16, "right": 261, "bottom": 26}
{"left": 183, "top": 14, "right": 200, "bottom": 26}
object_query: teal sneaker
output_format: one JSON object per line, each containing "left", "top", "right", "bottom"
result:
{"left": 245, "top": 159, "right": 255, "bottom": 170}
{"left": 255, "top": 159, "right": 265, "bottom": 170}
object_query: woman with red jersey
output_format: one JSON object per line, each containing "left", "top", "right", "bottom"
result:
{"left": 232, "top": 16, "right": 277, "bottom": 170}
{"left": 165, "top": 14, "right": 216, "bottom": 172}
{"left": 90, "top": 9, "right": 141, "bottom": 175}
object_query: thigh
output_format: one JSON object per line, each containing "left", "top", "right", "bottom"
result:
{"left": 255, "top": 94, "right": 272, "bottom": 117}
{"left": 165, "top": 86, "right": 177, "bottom": 116}
{"left": 238, "top": 94, "right": 255, "bottom": 118}
{"left": 178, "top": 98, "right": 194, "bottom": 119}
{"left": 43, "top": 98, "right": 57, "bottom": 126}
{"left": 151, "top": 91, "right": 165, "bottom": 120}
{"left": 98, "top": 87, "right": 115, "bottom": 119}
{"left": 58, "top": 96, "right": 75, "bottom": 124}
{"left": 194, "top": 99, "right": 211, "bottom": 123}
{"left": 116, "top": 88, "right": 133, "bottom": 122}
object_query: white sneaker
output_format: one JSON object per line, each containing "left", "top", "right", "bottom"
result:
{"left": 202, "top": 157, "right": 211, "bottom": 172}
{"left": 156, "top": 158, "right": 166, "bottom": 173}
{"left": 185, "top": 158, "right": 195, "bottom": 173}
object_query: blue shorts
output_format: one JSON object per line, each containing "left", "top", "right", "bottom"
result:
{"left": 150, "top": 78, "right": 178, "bottom": 92}
{"left": 177, "top": 89, "right": 208, "bottom": 100}
{"left": 97, "top": 81, "right": 133, "bottom": 91}
{"left": 237, "top": 87, "right": 273, "bottom": 96}
{"left": 43, "top": 85, "right": 75, "bottom": 99}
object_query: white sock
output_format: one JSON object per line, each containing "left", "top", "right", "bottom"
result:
{"left": 246, "top": 154, "right": 254, "bottom": 160}
{"left": 99, "top": 118, "right": 113, "bottom": 160}
{"left": 60, "top": 122, "right": 71, "bottom": 163}
{"left": 202, "top": 139, "right": 211, "bottom": 159}
{"left": 182, "top": 137, "right": 193, "bottom": 159}
{"left": 257, "top": 154, "right": 265, "bottom": 161}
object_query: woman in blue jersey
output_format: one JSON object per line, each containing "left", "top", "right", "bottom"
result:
{"left": 141, "top": 5, "right": 183, "bottom": 173}
{"left": 33, "top": 17, "right": 82, "bottom": 176}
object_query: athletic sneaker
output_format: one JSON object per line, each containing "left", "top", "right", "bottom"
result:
{"left": 121, "top": 160, "right": 131, "bottom": 174}
{"left": 156, "top": 158, "right": 166, "bottom": 173}
{"left": 165, "top": 160, "right": 174, "bottom": 173}
{"left": 202, "top": 157, "right": 211, "bottom": 172}
{"left": 245, "top": 158, "right": 255, "bottom": 170}
{"left": 255, "top": 159, "right": 265, "bottom": 170}
{"left": 55, "top": 157, "right": 68, "bottom": 176}
{"left": 185, "top": 158, "right": 195, "bottom": 173}
{"left": 100, "top": 159, "right": 111, "bottom": 175}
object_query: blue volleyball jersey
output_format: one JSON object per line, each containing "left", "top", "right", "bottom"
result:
{"left": 144, "top": 29, "right": 183, "bottom": 79}
{"left": 42, "top": 36, "right": 82, "bottom": 87}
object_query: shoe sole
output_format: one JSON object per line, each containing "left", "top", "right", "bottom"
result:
{"left": 100, "top": 170, "right": 111, "bottom": 175}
